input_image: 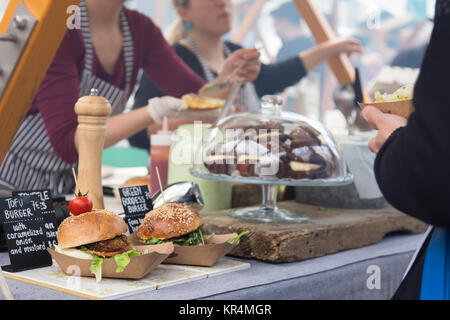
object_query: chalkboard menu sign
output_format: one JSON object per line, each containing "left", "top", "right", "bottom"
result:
{"left": 12, "top": 190, "right": 58, "bottom": 248}
{"left": 118, "top": 185, "right": 153, "bottom": 233}
{"left": 0, "top": 195, "right": 52, "bottom": 272}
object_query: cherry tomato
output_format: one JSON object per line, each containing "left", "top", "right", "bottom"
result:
{"left": 69, "top": 193, "right": 93, "bottom": 216}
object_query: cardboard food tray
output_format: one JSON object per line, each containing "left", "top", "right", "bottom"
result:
{"left": 129, "top": 232, "right": 239, "bottom": 267}
{"left": 358, "top": 100, "right": 414, "bottom": 119}
{"left": 48, "top": 242, "right": 174, "bottom": 280}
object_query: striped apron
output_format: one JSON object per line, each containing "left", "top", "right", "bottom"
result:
{"left": 0, "top": 1, "right": 134, "bottom": 196}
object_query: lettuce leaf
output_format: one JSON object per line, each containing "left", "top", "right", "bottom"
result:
{"left": 90, "top": 255, "right": 104, "bottom": 283}
{"left": 113, "top": 248, "right": 141, "bottom": 273}
{"left": 142, "top": 237, "right": 164, "bottom": 245}
{"left": 80, "top": 247, "right": 104, "bottom": 283}
{"left": 79, "top": 246, "right": 141, "bottom": 282}
{"left": 143, "top": 229, "right": 249, "bottom": 246}
{"left": 142, "top": 229, "right": 206, "bottom": 246}
{"left": 226, "top": 230, "right": 250, "bottom": 244}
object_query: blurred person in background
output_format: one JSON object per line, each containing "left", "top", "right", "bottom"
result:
{"left": 390, "top": 16, "right": 432, "bottom": 69}
{"left": 0, "top": 0, "right": 260, "bottom": 195}
{"left": 129, "top": 0, "right": 363, "bottom": 150}
{"left": 270, "top": 1, "right": 315, "bottom": 62}
{"left": 390, "top": 43, "right": 427, "bottom": 68}
{"left": 362, "top": 0, "right": 450, "bottom": 299}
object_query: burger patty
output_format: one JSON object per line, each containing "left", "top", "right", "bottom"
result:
{"left": 85, "top": 235, "right": 129, "bottom": 253}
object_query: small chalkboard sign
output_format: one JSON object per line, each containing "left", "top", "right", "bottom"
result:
{"left": 118, "top": 185, "right": 153, "bottom": 233}
{"left": 0, "top": 195, "right": 52, "bottom": 272}
{"left": 12, "top": 190, "right": 58, "bottom": 248}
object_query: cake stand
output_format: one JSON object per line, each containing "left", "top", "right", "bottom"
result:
{"left": 190, "top": 168, "right": 354, "bottom": 223}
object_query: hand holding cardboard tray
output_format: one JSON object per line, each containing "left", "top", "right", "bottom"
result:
{"left": 358, "top": 100, "right": 415, "bottom": 119}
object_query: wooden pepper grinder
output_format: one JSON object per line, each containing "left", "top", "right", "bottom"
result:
{"left": 74, "top": 89, "right": 112, "bottom": 209}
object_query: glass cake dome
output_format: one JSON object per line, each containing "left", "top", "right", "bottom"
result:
{"left": 190, "top": 95, "right": 353, "bottom": 223}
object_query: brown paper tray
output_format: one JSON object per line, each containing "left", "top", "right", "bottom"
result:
{"left": 129, "top": 232, "right": 238, "bottom": 267}
{"left": 48, "top": 242, "right": 174, "bottom": 280}
{"left": 358, "top": 100, "right": 414, "bottom": 119}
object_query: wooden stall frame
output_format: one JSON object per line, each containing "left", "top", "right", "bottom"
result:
{"left": 231, "top": 0, "right": 371, "bottom": 103}
{"left": 292, "top": 0, "right": 371, "bottom": 103}
{"left": 0, "top": 0, "right": 79, "bottom": 166}
{"left": 292, "top": 0, "right": 355, "bottom": 86}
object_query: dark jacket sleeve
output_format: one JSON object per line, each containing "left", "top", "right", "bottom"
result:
{"left": 374, "top": 7, "right": 450, "bottom": 228}
{"left": 225, "top": 42, "right": 307, "bottom": 97}
{"left": 254, "top": 57, "right": 307, "bottom": 96}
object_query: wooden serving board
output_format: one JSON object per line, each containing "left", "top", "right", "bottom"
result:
{"left": 201, "top": 201, "right": 428, "bottom": 263}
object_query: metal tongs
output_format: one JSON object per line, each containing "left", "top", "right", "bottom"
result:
{"left": 203, "top": 60, "right": 246, "bottom": 92}
{"left": 211, "top": 77, "right": 244, "bottom": 128}
{"left": 334, "top": 68, "right": 364, "bottom": 110}
{"left": 151, "top": 181, "right": 204, "bottom": 211}
{"left": 333, "top": 68, "right": 372, "bottom": 134}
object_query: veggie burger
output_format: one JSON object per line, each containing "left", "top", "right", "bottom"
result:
{"left": 137, "top": 203, "right": 206, "bottom": 246}
{"left": 55, "top": 209, "right": 140, "bottom": 282}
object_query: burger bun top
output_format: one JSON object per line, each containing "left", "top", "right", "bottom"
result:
{"left": 57, "top": 209, "right": 127, "bottom": 249}
{"left": 137, "top": 203, "right": 202, "bottom": 241}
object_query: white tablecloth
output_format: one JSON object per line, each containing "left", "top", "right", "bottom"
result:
{"left": 0, "top": 233, "right": 425, "bottom": 300}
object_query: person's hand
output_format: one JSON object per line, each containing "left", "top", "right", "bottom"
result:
{"left": 220, "top": 47, "right": 261, "bottom": 84}
{"left": 199, "top": 48, "right": 261, "bottom": 100}
{"left": 147, "top": 96, "right": 224, "bottom": 125}
{"left": 300, "top": 38, "right": 363, "bottom": 73}
{"left": 146, "top": 96, "right": 188, "bottom": 124}
{"left": 362, "top": 106, "right": 407, "bottom": 153}
{"left": 325, "top": 37, "right": 363, "bottom": 56}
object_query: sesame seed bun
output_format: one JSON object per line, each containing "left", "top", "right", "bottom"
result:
{"left": 57, "top": 210, "right": 128, "bottom": 249}
{"left": 137, "top": 203, "right": 202, "bottom": 241}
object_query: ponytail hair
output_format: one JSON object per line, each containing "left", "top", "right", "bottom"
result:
{"left": 165, "top": 0, "right": 190, "bottom": 45}
{"left": 165, "top": 19, "right": 187, "bottom": 45}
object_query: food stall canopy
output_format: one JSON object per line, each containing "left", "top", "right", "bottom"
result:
{"left": 0, "top": 0, "right": 79, "bottom": 166}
